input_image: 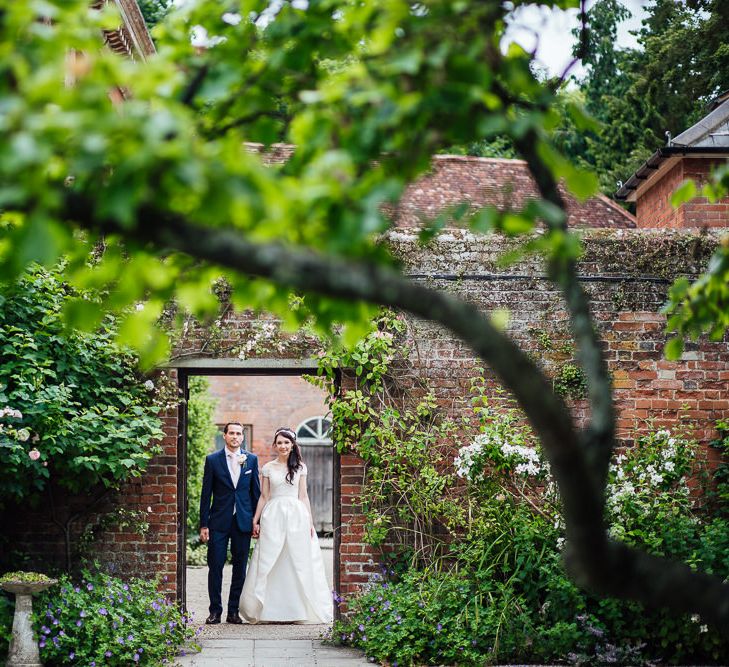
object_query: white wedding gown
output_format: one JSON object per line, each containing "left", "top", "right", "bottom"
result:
{"left": 240, "top": 462, "right": 333, "bottom": 624}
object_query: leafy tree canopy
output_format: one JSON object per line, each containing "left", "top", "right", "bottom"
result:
{"left": 0, "top": 0, "right": 728, "bottom": 631}
{"left": 558, "top": 0, "right": 729, "bottom": 194}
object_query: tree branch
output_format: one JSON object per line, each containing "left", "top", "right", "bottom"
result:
{"left": 512, "top": 128, "right": 615, "bottom": 484}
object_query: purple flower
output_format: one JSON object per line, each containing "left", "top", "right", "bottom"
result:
{"left": 123, "top": 584, "right": 129, "bottom": 591}
{"left": 69, "top": 652, "right": 75, "bottom": 659}
{"left": 133, "top": 654, "right": 140, "bottom": 662}
{"left": 99, "top": 608, "right": 108, "bottom": 616}
{"left": 79, "top": 610, "right": 86, "bottom": 618}
{"left": 76, "top": 620, "right": 82, "bottom": 627}
{"left": 127, "top": 634, "right": 134, "bottom": 642}
{"left": 358, "top": 624, "right": 365, "bottom": 632}
{"left": 437, "top": 623, "right": 442, "bottom": 632}
{"left": 74, "top": 587, "right": 80, "bottom": 593}
{"left": 87, "top": 584, "right": 94, "bottom": 591}
{"left": 91, "top": 662, "right": 96, "bottom": 666}
{"left": 105, "top": 651, "right": 112, "bottom": 657}
{"left": 39, "top": 641, "right": 46, "bottom": 649}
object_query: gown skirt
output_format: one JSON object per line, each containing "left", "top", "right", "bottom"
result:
{"left": 240, "top": 463, "right": 333, "bottom": 624}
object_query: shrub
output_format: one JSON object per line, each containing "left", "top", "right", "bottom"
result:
{"left": 0, "top": 266, "right": 165, "bottom": 509}
{"left": 33, "top": 570, "right": 197, "bottom": 666}
{"left": 185, "top": 376, "right": 217, "bottom": 549}
{"left": 335, "top": 419, "right": 729, "bottom": 665}
{"left": 0, "top": 592, "right": 12, "bottom": 658}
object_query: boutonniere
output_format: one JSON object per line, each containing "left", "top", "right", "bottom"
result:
{"left": 237, "top": 453, "right": 248, "bottom": 467}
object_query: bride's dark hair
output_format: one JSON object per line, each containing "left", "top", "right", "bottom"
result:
{"left": 273, "top": 427, "right": 303, "bottom": 484}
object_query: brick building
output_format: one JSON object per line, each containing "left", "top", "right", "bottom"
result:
{"left": 616, "top": 93, "right": 729, "bottom": 228}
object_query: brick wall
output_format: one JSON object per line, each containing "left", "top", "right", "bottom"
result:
{"left": 4, "top": 230, "right": 728, "bottom": 606}
{"left": 206, "top": 375, "right": 329, "bottom": 466}
{"left": 0, "top": 373, "right": 181, "bottom": 598}
{"left": 636, "top": 158, "right": 729, "bottom": 228}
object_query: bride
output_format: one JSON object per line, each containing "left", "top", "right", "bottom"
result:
{"left": 240, "top": 427, "right": 333, "bottom": 624}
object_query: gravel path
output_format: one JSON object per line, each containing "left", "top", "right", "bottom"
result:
{"left": 184, "top": 538, "right": 334, "bottom": 640}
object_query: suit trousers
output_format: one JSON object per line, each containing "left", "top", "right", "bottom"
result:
{"left": 207, "top": 521, "right": 252, "bottom": 615}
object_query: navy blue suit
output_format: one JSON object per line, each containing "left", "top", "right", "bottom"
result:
{"left": 199, "top": 448, "right": 261, "bottom": 616}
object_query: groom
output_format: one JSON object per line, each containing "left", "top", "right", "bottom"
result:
{"left": 199, "top": 421, "right": 261, "bottom": 624}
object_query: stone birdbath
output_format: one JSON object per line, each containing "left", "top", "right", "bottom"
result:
{"left": 1, "top": 572, "right": 57, "bottom": 667}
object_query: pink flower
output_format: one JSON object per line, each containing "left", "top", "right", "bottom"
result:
{"left": 28, "top": 449, "right": 41, "bottom": 461}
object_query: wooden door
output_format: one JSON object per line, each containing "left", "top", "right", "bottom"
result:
{"left": 301, "top": 443, "right": 333, "bottom": 533}
{"left": 297, "top": 416, "right": 333, "bottom": 534}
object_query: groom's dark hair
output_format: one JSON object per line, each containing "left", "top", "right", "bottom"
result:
{"left": 223, "top": 422, "right": 243, "bottom": 434}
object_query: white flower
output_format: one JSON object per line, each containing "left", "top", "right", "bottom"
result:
{"left": 556, "top": 537, "right": 565, "bottom": 550}
{"left": 222, "top": 12, "right": 242, "bottom": 25}
{"left": 237, "top": 454, "right": 248, "bottom": 466}
{"left": 16, "top": 428, "right": 30, "bottom": 442}
{"left": 663, "top": 461, "right": 675, "bottom": 472}
{"left": 144, "top": 380, "right": 155, "bottom": 391}
{"left": 700, "top": 625, "right": 708, "bottom": 634}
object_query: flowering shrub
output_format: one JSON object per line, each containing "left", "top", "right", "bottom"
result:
{"left": 0, "top": 266, "right": 165, "bottom": 508}
{"left": 31, "top": 571, "right": 197, "bottom": 666}
{"left": 334, "top": 378, "right": 729, "bottom": 665}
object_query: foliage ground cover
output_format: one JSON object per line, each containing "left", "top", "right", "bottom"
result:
{"left": 325, "top": 318, "right": 729, "bottom": 666}
{"left": 1, "top": 570, "right": 197, "bottom": 666}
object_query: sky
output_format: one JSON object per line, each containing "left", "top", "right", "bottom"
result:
{"left": 503, "top": 0, "right": 650, "bottom": 80}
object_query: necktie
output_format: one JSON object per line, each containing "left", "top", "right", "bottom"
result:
{"left": 228, "top": 452, "right": 240, "bottom": 488}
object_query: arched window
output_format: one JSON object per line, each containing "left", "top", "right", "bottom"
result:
{"left": 296, "top": 416, "right": 332, "bottom": 446}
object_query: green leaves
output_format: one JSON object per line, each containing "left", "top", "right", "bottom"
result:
{"left": 670, "top": 180, "right": 698, "bottom": 209}
{"left": 0, "top": 266, "right": 164, "bottom": 506}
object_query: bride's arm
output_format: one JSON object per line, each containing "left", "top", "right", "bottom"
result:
{"left": 298, "top": 471, "right": 315, "bottom": 537}
{"left": 252, "top": 476, "right": 270, "bottom": 537}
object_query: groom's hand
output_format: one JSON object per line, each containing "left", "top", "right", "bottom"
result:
{"left": 199, "top": 527, "right": 209, "bottom": 543}
{"left": 252, "top": 523, "right": 260, "bottom": 538}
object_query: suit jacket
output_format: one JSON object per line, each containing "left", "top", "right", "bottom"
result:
{"left": 199, "top": 448, "right": 261, "bottom": 534}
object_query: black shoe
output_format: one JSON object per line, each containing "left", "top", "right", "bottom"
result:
{"left": 205, "top": 613, "right": 221, "bottom": 624}
{"left": 226, "top": 612, "right": 244, "bottom": 624}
